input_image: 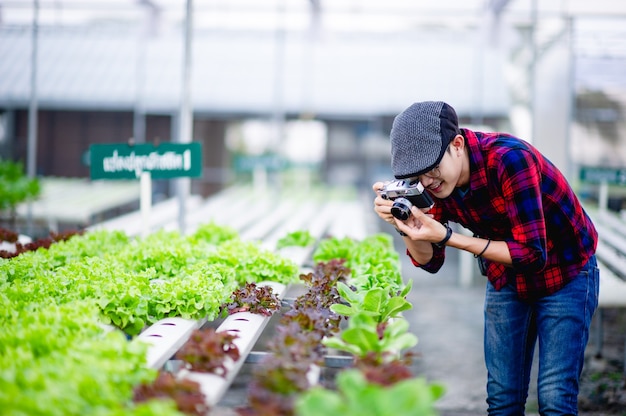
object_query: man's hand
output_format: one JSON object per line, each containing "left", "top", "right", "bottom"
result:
{"left": 395, "top": 205, "right": 448, "bottom": 244}
{"left": 372, "top": 181, "right": 397, "bottom": 227}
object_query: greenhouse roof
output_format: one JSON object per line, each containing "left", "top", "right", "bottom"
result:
{"left": 0, "top": 0, "right": 624, "bottom": 118}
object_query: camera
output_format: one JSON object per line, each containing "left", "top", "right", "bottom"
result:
{"left": 380, "top": 179, "right": 434, "bottom": 220}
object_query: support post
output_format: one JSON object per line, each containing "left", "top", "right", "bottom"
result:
{"left": 141, "top": 171, "right": 152, "bottom": 238}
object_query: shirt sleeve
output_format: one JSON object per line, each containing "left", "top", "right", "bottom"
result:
{"left": 405, "top": 202, "right": 447, "bottom": 273}
{"left": 406, "top": 245, "right": 446, "bottom": 273}
{"left": 497, "top": 147, "right": 548, "bottom": 273}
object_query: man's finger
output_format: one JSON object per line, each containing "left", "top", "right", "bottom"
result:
{"left": 411, "top": 205, "right": 426, "bottom": 219}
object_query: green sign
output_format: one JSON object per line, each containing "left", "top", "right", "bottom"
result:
{"left": 579, "top": 166, "right": 626, "bottom": 185}
{"left": 89, "top": 142, "right": 202, "bottom": 180}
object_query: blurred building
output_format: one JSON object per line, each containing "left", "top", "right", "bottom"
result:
{"left": 0, "top": 0, "right": 624, "bottom": 198}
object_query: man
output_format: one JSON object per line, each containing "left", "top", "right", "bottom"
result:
{"left": 372, "top": 101, "right": 599, "bottom": 415}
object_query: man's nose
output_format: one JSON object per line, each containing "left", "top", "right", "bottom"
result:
{"left": 420, "top": 176, "right": 435, "bottom": 186}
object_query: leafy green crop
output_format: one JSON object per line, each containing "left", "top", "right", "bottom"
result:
{"left": 0, "top": 300, "right": 183, "bottom": 416}
{"left": 0, "top": 158, "right": 40, "bottom": 211}
{"left": 312, "top": 236, "right": 357, "bottom": 264}
{"left": 295, "top": 369, "right": 445, "bottom": 416}
{"left": 187, "top": 221, "right": 239, "bottom": 246}
{"left": 331, "top": 280, "right": 413, "bottom": 323}
{"left": 275, "top": 230, "right": 316, "bottom": 249}
{"left": 1, "top": 225, "right": 299, "bottom": 335}
{"left": 313, "top": 233, "right": 404, "bottom": 295}
{"left": 0, "top": 221, "right": 305, "bottom": 415}
{"left": 205, "top": 239, "right": 300, "bottom": 286}
{"left": 322, "top": 312, "right": 418, "bottom": 362}
{"left": 0, "top": 198, "right": 438, "bottom": 416}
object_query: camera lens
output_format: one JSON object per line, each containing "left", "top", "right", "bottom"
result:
{"left": 391, "top": 197, "right": 412, "bottom": 220}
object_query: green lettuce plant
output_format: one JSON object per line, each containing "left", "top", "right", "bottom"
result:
{"left": 295, "top": 369, "right": 445, "bottom": 416}
{"left": 204, "top": 239, "right": 300, "bottom": 286}
{"left": 331, "top": 280, "right": 413, "bottom": 324}
{"left": 0, "top": 158, "right": 40, "bottom": 213}
{"left": 324, "top": 276, "right": 416, "bottom": 366}
{"left": 312, "top": 234, "right": 404, "bottom": 294}
{"left": 187, "top": 221, "right": 239, "bottom": 246}
{"left": 322, "top": 312, "right": 418, "bottom": 364}
{"left": 275, "top": 230, "right": 316, "bottom": 249}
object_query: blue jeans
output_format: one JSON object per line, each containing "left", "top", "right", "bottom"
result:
{"left": 484, "top": 256, "right": 599, "bottom": 416}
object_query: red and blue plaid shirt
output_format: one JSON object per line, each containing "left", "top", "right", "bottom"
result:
{"left": 410, "top": 129, "right": 598, "bottom": 300}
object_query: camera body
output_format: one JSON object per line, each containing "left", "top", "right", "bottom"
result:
{"left": 380, "top": 179, "right": 434, "bottom": 220}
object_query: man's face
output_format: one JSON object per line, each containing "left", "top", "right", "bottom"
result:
{"left": 417, "top": 145, "right": 458, "bottom": 199}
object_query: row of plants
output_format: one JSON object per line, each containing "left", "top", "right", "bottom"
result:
{"left": 0, "top": 222, "right": 300, "bottom": 415}
{"left": 1, "top": 219, "right": 445, "bottom": 415}
{"left": 145, "top": 233, "right": 444, "bottom": 415}
{"left": 273, "top": 235, "right": 443, "bottom": 415}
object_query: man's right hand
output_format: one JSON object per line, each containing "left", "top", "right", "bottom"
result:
{"left": 372, "top": 181, "right": 397, "bottom": 227}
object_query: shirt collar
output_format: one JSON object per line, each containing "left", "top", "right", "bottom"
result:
{"left": 461, "top": 128, "right": 489, "bottom": 193}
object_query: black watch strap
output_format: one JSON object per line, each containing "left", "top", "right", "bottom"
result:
{"left": 395, "top": 228, "right": 408, "bottom": 237}
{"left": 434, "top": 223, "right": 452, "bottom": 248}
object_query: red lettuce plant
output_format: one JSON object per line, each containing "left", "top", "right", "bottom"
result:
{"left": 221, "top": 282, "right": 282, "bottom": 317}
{"left": 354, "top": 351, "right": 417, "bottom": 386}
{"left": 0, "top": 227, "right": 18, "bottom": 243}
{"left": 236, "top": 260, "right": 350, "bottom": 416}
{"left": 176, "top": 328, "right": 240, "bottom": 377}
{"left": 0, "top": 227, "right": 83, "bottom": 259}
{"left": 133, "top": 371, "right": 209, "bottom": 416}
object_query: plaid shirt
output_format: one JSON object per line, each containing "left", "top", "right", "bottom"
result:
{"left": 410, "top": 129, "right": 598, "bottom": 300}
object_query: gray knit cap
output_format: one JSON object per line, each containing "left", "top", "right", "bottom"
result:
{"left": 390, "top": 101, "right": 460, "bottom": 179}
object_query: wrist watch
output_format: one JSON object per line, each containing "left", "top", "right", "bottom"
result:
{"left": 395, "top": 228, "right": 408, "bottom": 237}
{"left": 434, "top": 223, "right": 452, "bottom": 248}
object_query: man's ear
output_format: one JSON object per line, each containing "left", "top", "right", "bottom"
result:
{"left": 451, "top": 134, "right": 465, "bottom": 150}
